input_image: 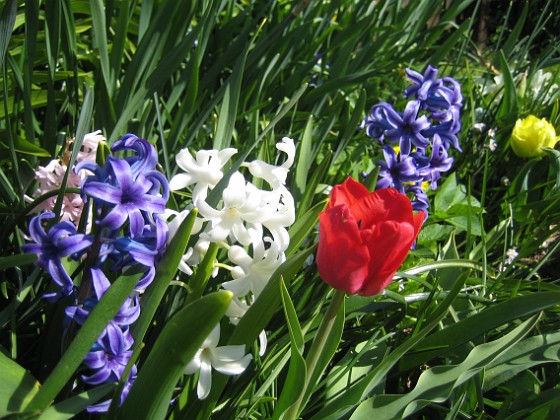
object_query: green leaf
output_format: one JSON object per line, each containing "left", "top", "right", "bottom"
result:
{"left": 434, "top": 173, "right": 467, "bottom": 213}
{"left": 399, "top": 292, "right": 560, "bottom": 372}
{"left": 0, "top": 350, "right": 40, "bottom": 416}
{"left": 24, "top": 271, "right": 140, "bottom": 412}
{"left": 39, "top": 383, "right": 115, "bottom": 420}
{"left": 483, "top": 331, "right": 560, "bottom": 391}
{"left": 51, "top": 88, "right": 93, "bottom": 223}
{"left": 212, "top": 45, "right": 248, "bottom": 150}
{"left": 497, "top": 50, "right": 518, "bottom": 119}
{"left": 0, "top": 254, "right": 36, "bottom": 271}
{"left": 294, "top": 115, "right": 314, "bottom": 199}
{"left": 286, "top": 200, "right": 325, "bottom": 256}
{"left": 197, "top": 245, "right": 316, "bottom": 417}
{"left": 351, "top": 315, "right": 539, "bottom": 419}
{"left": 310, "top": 270, "right": 467, "bottom": 420}
{"left": 0, "top": 0, "right": 17, "bottom": 71}
{"left": 118, "top": 290, "right": 233, "bottom": 419}
{"left": 88, "top": 0, "right": 111, "bottom": 95}
{"left": 272, "top": 278, "right": 306, "bottom": 419}
{"left": 131, "top": 209, "right": 199, "bottom": 348}
{"left": 0, "top": 132, "right": 50, "bottom": 157}
{"left": 301, "top": 291, "right": 345, "bottom": 412}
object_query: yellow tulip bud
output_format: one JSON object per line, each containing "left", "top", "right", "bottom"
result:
{"left": 510, "top": 115, "right": 558, "bottom": 158}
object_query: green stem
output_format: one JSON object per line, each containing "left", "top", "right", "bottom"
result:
{"left": 286, "top": 289, "right": 346, "bottom": 419}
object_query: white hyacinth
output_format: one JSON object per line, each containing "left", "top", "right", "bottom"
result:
{"left": 185, "top": 324, "right": 252, "bottom": 400}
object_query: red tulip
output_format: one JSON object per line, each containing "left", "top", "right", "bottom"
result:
{"left": 317, "top": 177, "right": 425, "bottom": 296}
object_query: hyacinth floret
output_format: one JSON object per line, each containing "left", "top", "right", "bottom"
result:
{"left": 21, "top": 212, "right": 93, "bottom": 300}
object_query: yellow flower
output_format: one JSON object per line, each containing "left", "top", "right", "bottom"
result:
{"left": 510, "top": 115, "right": 558, "bottom": 158}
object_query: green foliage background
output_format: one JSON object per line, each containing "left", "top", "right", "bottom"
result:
{"left": 0, "top": 0, "right": 559, "bottom": 418}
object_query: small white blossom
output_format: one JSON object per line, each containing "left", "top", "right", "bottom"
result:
{"left": 185, "top": 324, "right": 252, "bottom": 400}
{"left": 505, "top": 248, "right": 518, "bottom": 265}
{"left": 472, "top": 122, "right": 486, "bottom": 133}
{"left": 223, "top": 237, "right": 284, "bottom": 298}
{"left": 242, "top": 137, "right": 296, "bottom": 188}
{"left": 196, "top": 172, "right": 268, "bottom": 246}
{"left": 169, "top": 148, "right": 237, "bottom": 202}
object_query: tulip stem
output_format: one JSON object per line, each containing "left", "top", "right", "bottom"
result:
{"left": 285, "top": 289, "right": 345, "bottom": 419}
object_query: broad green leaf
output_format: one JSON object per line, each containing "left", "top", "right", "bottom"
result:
{"left": 294, "top": 115, "right": 314, "bottom": 199}
{"left": 118, "top": 291, "right": 233, "bottom": 419}
{"left": 212, "top": 45, "right": 248, "bottom": 150}
{"left": 88, "top": 0, "right": 111, "bottom": 95}
{"left": 497, "top": 50, "right": 518, "bottom": 119}
{"left": 0, "top": 253, "right": 36, "bottom": 271}
{"left": 0, "top": 350, "right": 40, "bottom": 415}
{"left": 0, "top": 0, "right": 16, "bottom": 71}
{"left": 433, "top": 173, "right": 467, "bottom": 213}
{"left": 0, "top": 132, "right": 50, "bottom": 157}
{"left": 183, "top": 241, "right": 220, "bottom": 305}
{"left": 399, "top": 292, "right": 560, "bottom": 372}
{"left": 286, "top": 200, "right": 325, "bottom": 256}
{"left": 350, "top": 315, "right": 539, "bottom": 419}
{"left": 483, "top": 331, "right": 560, "bottom": 391}
{"left": 301, "top": 291, "right": 345, "bottom": 413}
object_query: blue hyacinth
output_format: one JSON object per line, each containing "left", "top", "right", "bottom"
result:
{"left": 361, "top": 65, "right": 463, "bottom": 213}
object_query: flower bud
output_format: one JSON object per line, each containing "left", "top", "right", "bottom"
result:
{"left": 510, "top": 115, "right": 558, "bottom": 157}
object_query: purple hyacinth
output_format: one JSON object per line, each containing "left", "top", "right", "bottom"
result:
{"left": 22, "top": 212, "right": 93, "bottom": 299}
{"left": 80, "top": 156, "right": 168, "bottom": 237}
{"left": 362, "top": 65, "right": 463, "bottom": 215}
{"left": 415, "top": 134, "right": 454, "bottom": 190}
{"left": 376, "top": 145, "right": 423, "bottom": 192}
{"left": 65, "top": 268, "right": 140, "bottom": 327}
{"left": 23, "top": 133, "right": 170, "bottom": 413}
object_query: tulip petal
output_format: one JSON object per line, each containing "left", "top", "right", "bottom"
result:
{"left": 350, "top": 188, "right": 413, "bottom": 229}
{"left": 328, "top": 176, "right": 370, "bottom": 210}
{"left": 359, "top": 219, "right": 416, "bottom": 296}
{"left": 317, "top": 205, "right": 370, "bottom": 294}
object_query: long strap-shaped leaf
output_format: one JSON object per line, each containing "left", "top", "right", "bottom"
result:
{"left": 130, "top": 209, "right": 199, "bottom": 349}
{"left": 350, "top": 314, "right": 540, "bottom": 419}
{"left": 118, "top": 290, "right": 233, "bottom": 419}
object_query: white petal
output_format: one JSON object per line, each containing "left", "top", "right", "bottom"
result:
{"left": 169, "top": 173, "right": 194, "bottom": 191}
{"left": 175, "top": 149, "right": 197, "bottom": 172}
{"left": 184, "top": 351, "right": 202, "bottom": 374}
{"left": 278, "top": 137, "right": 295, "bottom": 169}
{"left": 204, "top": 324, "right": 221, "bottom": 348}
{"left": 222, "top": 276, "right": 251, "bottom": 297}
{"left": 197, "top": 358, "right": 213, "bottom": 400}
{"left": 216, "top": 148, "right": 238, "bottom": 164}
{"left": 222, "top": 172, "right": 247, "bottom": 208}
{"left": 258, "top": 330, "right": 268, "bottom": 357}
{"left": 211, "top": 348, "right": 252, "bottom": 376}
{"left": 211, "top": 345, "right": 247, "bottom": 362}
{"left": 228, "top": 245, "right": 253, "bottom": 268}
